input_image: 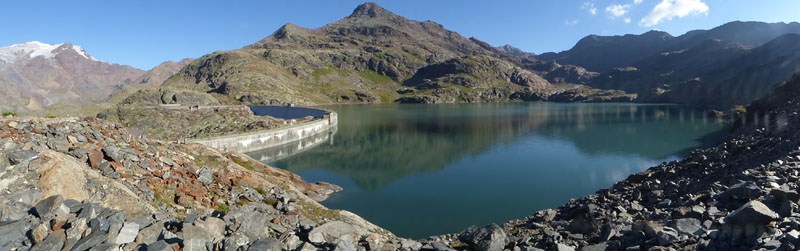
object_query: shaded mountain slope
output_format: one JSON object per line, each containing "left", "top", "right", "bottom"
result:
{"left": 538, "top": 21, "right": 800, "bottom": 106}
{"left": 539, "top": 21, "right": 800, "bottom": 73}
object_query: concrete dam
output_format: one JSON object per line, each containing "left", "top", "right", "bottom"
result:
{"left": 189, "top": 106, "right": 338, "bottom": 158}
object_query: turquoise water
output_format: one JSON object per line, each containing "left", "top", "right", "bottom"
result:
{"left": 250, "top": 102, "right": 727, "bottom": 239}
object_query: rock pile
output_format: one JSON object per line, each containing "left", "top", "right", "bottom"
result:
{"left": 0, "top": 117, "right": 402, "bottom": 250}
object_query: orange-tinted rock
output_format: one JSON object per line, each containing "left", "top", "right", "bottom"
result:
{"left": 110, "top": 161, "right": 124, "bottom": 172}
{"left": 88, "top": 150, "right": 103, "bottom": 169}
{"left": 51, "top": 217, "right": 67, "bottom": 231}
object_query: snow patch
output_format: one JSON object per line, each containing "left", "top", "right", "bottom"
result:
{"left": 0, "top": 41, "right": 100, "bottom": 63}
{"left": 68, "top": 44, "right": 99, "bottom": 61}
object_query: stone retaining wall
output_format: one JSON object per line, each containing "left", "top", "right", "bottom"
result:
{"left": 189, "top": 109, "right": 337, "bottom": 153}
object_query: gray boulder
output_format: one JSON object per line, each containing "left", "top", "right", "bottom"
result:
{"left": 669, "top": 218, "right": 704, "bottom": 236}
{"left": 46, "top": 138, "right": 70, "bottom": 153}
{"left": 721, "top": 181, "right": 762, "bottom": 200}
{"left": 70, "top": 230, "right": 109, "bottom": 251}
{"left": 32, "top": 195, "right": 68, "bottom": 219}
{"left": 223, "top": 232, "right": 250, "bottom": 251}
{"left": 7, "top": 150, "right": 38, "bottom": 165}
{"left": 197, "top": 167, "right": 213, "bottom": 185}
{"left": 458, "top": 224, "right": 507, "bottom": 251}
{"left": 725, "top": 200, "right": 779, "bottom": 225}
{"left": 147, "top": 240, "right": 174, "bottom": 251}
{"left": 579, "top": 242, "right": 608, "bottom": 251}
{"left": 182, "top": 217, "right": 225, "bottom": 242}
{"left": 0, "top": 219, "right": 33, "bottom": 250}
{"left": 30, "top": 229, "right": 66, "bottom": 251}
{"left": 135, "top": 223, "right": 163, "bottom": 244}
{"left": 656, "top": 226, "right": 680, "bottom": 246}
{"left": 335, "top": 237, "right": 358, "bottom": 251}
{"left": 553, "top": 243, "right": 576, "bottom": 251}
{"left": 183, "top": 238, "right": 209, "bottom": 251}
{"left": 400, "top": 239, "right": 422, "bottom": 250}
{"left": 114, "top": 222, "right": 139, "bottom": 244}
{"left": 307, "top": 221, "right": 357, "bottom": 245}
{"left": 102, "top": 147, "right": 122, "bottom": 162}
{"left": 0, "top": 138, "right": 17, "bottom": 151}
{"left": 249, "top": 238, "right": 283, "bottom": 251}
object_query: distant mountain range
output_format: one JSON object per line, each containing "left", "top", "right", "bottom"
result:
{"left": 159, "top": 3, "right": 800, "bottom": 107}
{"left": 4, "top": 3, "right": 800, "bottom": 112}
{"left": 538, "top": 21, "right": 800, "bottom": 105}
{"left": 0, "top": 41, "right": 191, "bottom": 112}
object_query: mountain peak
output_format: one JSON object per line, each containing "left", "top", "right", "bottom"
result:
{"left": 54, "top": 41, "right": 100, "bottom": 61}
{"left": 498, "top": 44, "right": 536, "bottom": 57}
{"left": 0, "top": 41, "right": 99, "bottom": 63}
{"left": 269, "top": 22, "right": 316, "bottom": 40}
{"left": 349, "top": 2, "right": 395, "bottom": 19}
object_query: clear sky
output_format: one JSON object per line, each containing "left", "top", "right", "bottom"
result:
{"left": 3, "top": 0, "right": 798, "bottom": 70}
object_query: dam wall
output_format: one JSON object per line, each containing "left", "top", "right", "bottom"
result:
{"left": 189, "top": 106, "right": 337, "bottom": 154}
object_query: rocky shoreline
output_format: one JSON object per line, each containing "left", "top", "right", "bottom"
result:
{"left": 414, "top": 93, "right": 800, "bottom": 250}
{"left": 0, "top": 117, "right": 409, "bottom": 250}
{"left": 3, "top": 92, "right": 800, "bottom": 250}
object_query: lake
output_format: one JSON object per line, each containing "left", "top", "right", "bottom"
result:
{"left": 245, "top": 102, "right": 727, "bottom": 239}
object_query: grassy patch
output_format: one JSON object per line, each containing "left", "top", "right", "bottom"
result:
{"left": 153, "top": 187, "right": 176, "bottom": 207}
{"left": 450, "top": 241, "right": 470, "bottom": 250}
{"left": 2, "top": 112, "right": 17, "bottom": 117}
{"left": 193, "top": 155, "right": 226, "bottom": 168}
{"left": 298, "top": 200, "right": 341, "bottom": 223}
{"left": 232, "top": 158, "right": 257, "bottom": 171}
{"left": 311, "top": 68, "right": 335, "bottom": 81}
{"left": 358, "top": 70, "right": 394, "bottom": 84}
{"left": 370, "top": 89, "right": 399, "bottom": 103}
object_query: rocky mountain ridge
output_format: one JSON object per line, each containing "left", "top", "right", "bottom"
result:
{"left": 538, "top": 21, "right": 800, "bottom": 106}
{"left": 159, "top": 2, "right": 625, "bottom": 107}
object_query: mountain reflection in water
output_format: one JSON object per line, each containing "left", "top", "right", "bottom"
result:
{"left": 249, "top": 102, "right": 726, "bottom": 239}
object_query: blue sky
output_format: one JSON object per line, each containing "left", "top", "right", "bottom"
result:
{"left": 3, "top": 0, "right": 798, "bottom": 70}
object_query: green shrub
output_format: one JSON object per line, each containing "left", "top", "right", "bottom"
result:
{"left": 255, "top": 187, "right": 267, "bottom": 195}
{"left": 216, "top": 204, "right": 229, "bottom": 214}
{"left": 265, "top": 198, "right": 279, "bottom": 207}
{"left": 2, "top": 112, "right": 16, "bottom": 117}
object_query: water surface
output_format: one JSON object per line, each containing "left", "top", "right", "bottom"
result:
{"left": 247, "top": 102, "right": 726, "bottom": 239}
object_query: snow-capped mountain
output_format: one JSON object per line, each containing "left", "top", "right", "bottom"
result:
{"left": 0, "top": 41, "right": 99, "bottom": 63}
{"left": 0, "top": 41, "right": 144, "bottom": 112}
